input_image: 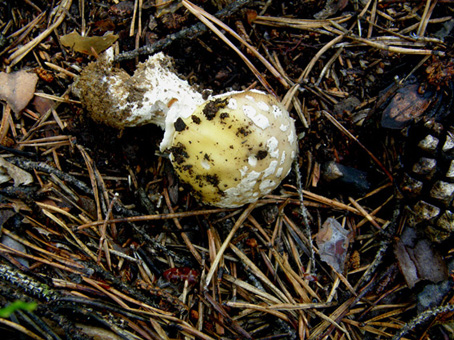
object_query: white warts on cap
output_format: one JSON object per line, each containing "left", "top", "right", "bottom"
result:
{"left": 243, "top": 105, "right": 270, "bottom": 130}
{"left": 267, "top": 137, "right": 280, "bottom": 159}
{"left": 170, "top": 90, "right": 297, "bottom": 208}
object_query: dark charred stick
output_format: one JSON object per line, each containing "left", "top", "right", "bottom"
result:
{"left": 114, "top": 0, "right": 252, "bottom": 62}
{"left": 8, "top": 157, "right": 93, "bottom": 195}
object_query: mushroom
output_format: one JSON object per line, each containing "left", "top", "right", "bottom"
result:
{"left": 73, "top": 51, "right": 297, "bottom": 208}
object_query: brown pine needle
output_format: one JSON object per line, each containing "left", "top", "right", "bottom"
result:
{"left": 204, "top": 202, "right": 257, "bottom": 288}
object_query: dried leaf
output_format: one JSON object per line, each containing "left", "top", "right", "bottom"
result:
{"left": 381, "top": 84, "right": 434, "bottom": 129}
{"left": 394, "top": 227, "right": 448, "bottom": 288}
{"left": 60, "top": 31, "right": 118, "bottom": 56}
{"left": 0, "top": 71, "right": 38, "bottom": 113}
{"left": 316, "top": 217, "right": 350, "bottom": 273}
{"left": 31, "top": 95, "right": 54, "bottom": 116}
{"left": 0, "top": 158, "right": 33, "bottom": 186}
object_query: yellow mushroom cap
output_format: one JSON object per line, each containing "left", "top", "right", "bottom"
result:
{"left": 169, "top": 90, "right": 297, "bottom": 208}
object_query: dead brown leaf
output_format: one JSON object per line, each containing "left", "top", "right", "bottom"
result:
{"left": 0, "top": 158, "right": 33, "bottom": 186}
{"left": 394, "top": 227, "right": 448, "bottom": 288}
{"left": 60, "top": 31, "right": 118, "bottom": 56}
{"left": 0, "top": 71, "right": 38, "bottom": 114}
{"left": 316, "top": 217, "right": 350, "bottom": 273}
